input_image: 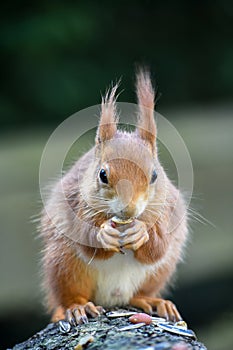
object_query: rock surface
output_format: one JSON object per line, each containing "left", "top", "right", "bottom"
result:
{"left": 9, "top": 308, "right": 207, "bottom": 350}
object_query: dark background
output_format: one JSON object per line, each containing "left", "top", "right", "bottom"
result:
{"left": 1, "top": 0, "right": 233, "bottom": 129}
{"left": 0, "top": 1, "right": 233, "bottom": 349}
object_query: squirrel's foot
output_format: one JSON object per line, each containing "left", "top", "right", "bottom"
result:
{"left": 121, "top": 220, "right": 149, "bottom": 251}
{"left": 130, "top": 296, "right": 182, "bottom": 322}
{"left": 66, "top": 302, "right": 105, "bottom": 325}
{"left": 52, "top": 302, "right": 104, "bottom": 325}
{"left": 97, "top": 220, "right": 121, "bottom": 252}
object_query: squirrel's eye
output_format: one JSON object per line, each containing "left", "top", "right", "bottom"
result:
{"left": 150, "top": 169, "right": 157, "bottom": 184}
{"left": 99, "top": 169, "right": 108, "bottom": 184}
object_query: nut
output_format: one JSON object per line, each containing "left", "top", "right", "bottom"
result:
{"left": 111, "top": 216, "right": 134, "bottom": 225}
{"left": 129, "top": 313, "right": 152, "bottom": 325}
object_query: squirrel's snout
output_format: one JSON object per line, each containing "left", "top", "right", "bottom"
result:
{"left": 112, "top": 179, "right": 148, "bottom": 219}
{"left": 113, "top": 196, "right": 148, "bottom": 220}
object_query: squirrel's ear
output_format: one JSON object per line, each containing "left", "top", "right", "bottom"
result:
{"left": 96, "top": 83, "right": 119, "bottom": 144}
{"left": 135, "top": 68, "right": 157, "bottom": 149}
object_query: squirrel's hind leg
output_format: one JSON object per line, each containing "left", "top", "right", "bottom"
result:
{"left": 130, "top": 296, "right": 182, "bottom": 322}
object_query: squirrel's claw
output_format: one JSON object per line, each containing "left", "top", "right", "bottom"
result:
{"left": 97, "top": 221, "right": 121, "bottom": 252}
{"left": 123, "top": 233, "right": 149, "bottom": 251}
{"left": 130, "top": 296, "right": 182, "bottom": 322}
{"left": 156, "top": 299, "right": 182, "bottom": 322}
{"left": 66, "top": 305, "right": 87, "bottom": 325}
{"left": 120, "top": 220, "right": 149, "bottom": 251}
{"left": 65, "top": 302, "right": 103, "bottom": 326}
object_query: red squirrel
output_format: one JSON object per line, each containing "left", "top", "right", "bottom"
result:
{"left": 40, "top": 69, "right": 188, "bottom": 325}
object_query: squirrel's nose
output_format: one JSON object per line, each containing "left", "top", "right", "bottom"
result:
{"left": 115, "top": 179, "right": 147, "bottom": 219}
{"left": 119, "top": 204, "right": 137, "bottom": 220}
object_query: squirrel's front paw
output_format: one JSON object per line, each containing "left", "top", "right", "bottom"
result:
{"left": 120, "top": 219, "right": 149, "bottom": 251}
{"left": 66, "top": 302, "right": 104, "bottom": 325}
{"left": 97, "top": 221, "right": 121, "bottom": 252}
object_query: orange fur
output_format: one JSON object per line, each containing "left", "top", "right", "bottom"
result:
{"left": 96, "top": 83, "right": 119, "bottom": 144}
{"left": 136, "top": 68, "right": 157, "bottom": 150}
{"left": 42, "top": 238, "right": 95, "bottom": 311}
{"left": 40, "top": 68, "right": 188, "bottom": 323}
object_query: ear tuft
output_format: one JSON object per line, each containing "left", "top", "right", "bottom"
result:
{"left": 136, "top": 68, "right": 157, "bottom": 148}
{"left": 96, "top": 82, "right": 119, "bottom": 144}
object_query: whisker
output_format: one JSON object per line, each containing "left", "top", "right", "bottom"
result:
{"left": 188, "top": 207, "right": 216, "bottom": 228}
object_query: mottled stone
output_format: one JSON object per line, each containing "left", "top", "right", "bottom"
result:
{"left": 9, "top": 308, "right": 207, "bottom": 350}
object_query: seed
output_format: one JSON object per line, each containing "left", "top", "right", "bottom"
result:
{"left": 106, "top": 311, "right": 137, "bottom": 318}
{"left": 157, "top": 322, "right": 197, "bottom": 339}
{"left": 58, "top": 320, "right": 71, "bottom": 333}
{"left": 174, "top": 321, "right": 188, "bottom": 329}
{"left": 74, "top": 334, "right": 94, "bottom": 350}
{"left": 129, "top": 313, "right": 152, "bottom": 325}
{"left": 118, "top": 323, "right": 146, "bottom": 331}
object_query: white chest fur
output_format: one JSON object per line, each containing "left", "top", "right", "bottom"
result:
{"left": 91, "top": 251, "right": 155, "bottom": 307}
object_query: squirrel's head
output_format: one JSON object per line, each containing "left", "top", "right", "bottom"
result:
{"left": 89, "top": 69, "right": 163, "bottom": 221}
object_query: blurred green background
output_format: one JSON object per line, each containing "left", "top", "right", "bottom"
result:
{"left": 0, "top": 1, "right": 233, "bottom": 349}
